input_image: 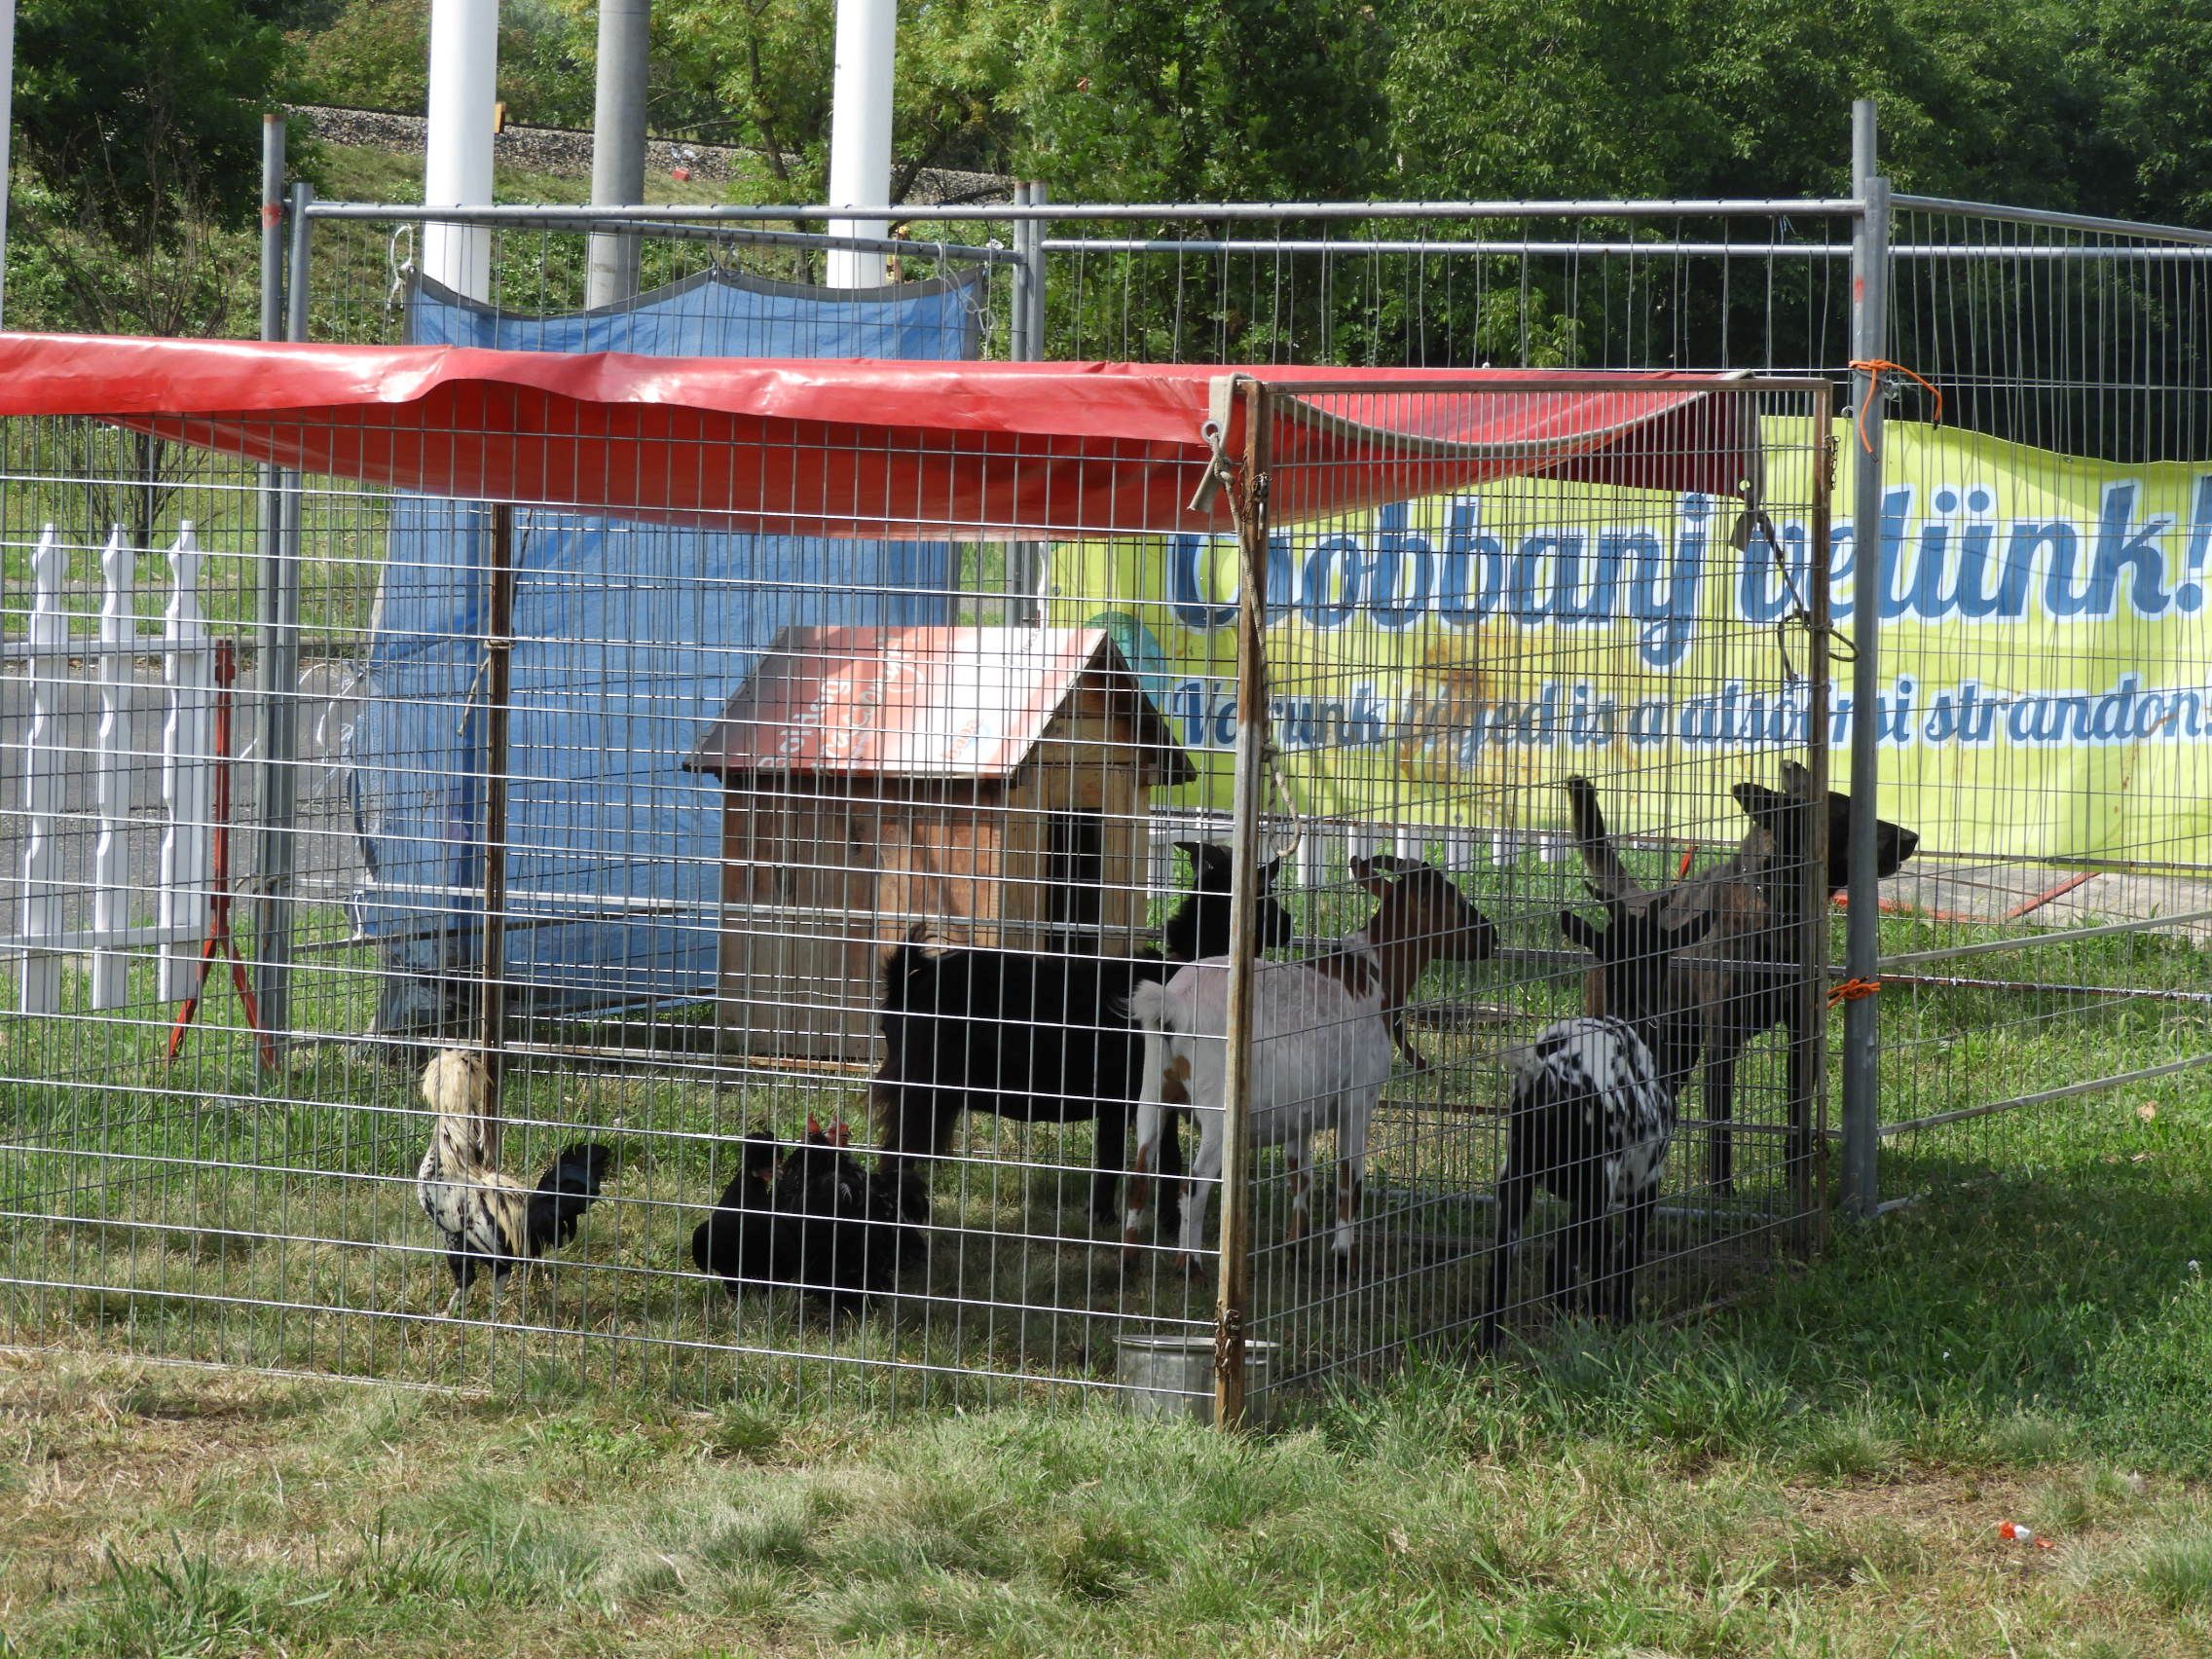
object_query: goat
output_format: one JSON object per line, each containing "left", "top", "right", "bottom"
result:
{"left": 415, "top": 1050, "right": 614, "bottom": 1316}
{"left": 1122, "top": 857, "right": 1500, "bottom": 1271}
{"left": 1335, "top": 852, "right": 1500, "bottom": 1068}
{"left": 690, "top": 1118, "right": 924, "bottom": 1312}
{"left": 869, "top": 843, "right": 1295, "bottom": 1226}
{"left": 1478, "top": 895, "right": 1712, "bottom": 1351}
{"left": 1566, "top": 764, "right": 1920, "bottom": 1192}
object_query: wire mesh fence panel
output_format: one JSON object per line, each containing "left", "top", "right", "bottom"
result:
{"left": 1863, "top": 206, "right": 2212, "bottom": 1190}
{"left": 0, "top": 358, "right": 1244, "bottom": 1406}
{"left": 11, "top": 187, "right": 2212, "bottom": 1411}
{"left": 1039, "top": 210, "right": 1862, "bottom": 376}
{"left": 8, "top": 331, "right": 1840, "bottom": 1410}
{"left": 1202, "top": 377, "right": 1837, "bottom": 1402}
{"left": 298, "top": 209, "right": 1021, "bottom": 359}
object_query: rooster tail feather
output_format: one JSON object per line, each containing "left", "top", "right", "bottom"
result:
{"left": 525, "top": 1142, "right": 613, "bottom": 1256}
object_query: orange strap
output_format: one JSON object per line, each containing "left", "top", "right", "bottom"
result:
{"left": 1827, "top": 977, "right": 1882, "bottom": 1008}
{"left": 1848, "top": 358, "right": 1942, "bottom": 454}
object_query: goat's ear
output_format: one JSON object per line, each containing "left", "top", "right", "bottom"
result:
{"left": 1559, "top": 909, "right": 1604, "bottom": 954}
{"left": 1258, "top": 853, "right": 1284, "bottom": 884}
{"left": 1732, "top": 779, "right": 1791, "bottom": 827}
{"left": 1662, "top": 910, "right": 1714, "bottom": 951}
{"left": 1353, "top": 852, "right": 1427, "bottom": 893}
{"left": 1181, "top": 841, "right": 1233, "bottom": 876}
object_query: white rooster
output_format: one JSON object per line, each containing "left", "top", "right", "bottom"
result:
{"left": 416, "top": 1050, "right": 614, "bottom": 1316}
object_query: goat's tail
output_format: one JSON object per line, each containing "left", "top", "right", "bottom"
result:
{"left": 1124, "top": 978, "right": 1172, "bottom": 1036}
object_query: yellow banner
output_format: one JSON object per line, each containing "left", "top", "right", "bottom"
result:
{"left": 1049, "top": 421, "right": 2212, "bottom": 866}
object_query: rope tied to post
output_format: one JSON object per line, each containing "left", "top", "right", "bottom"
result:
{"left": 1743, "top": 503, "right": 1854, "bottom": 682}
{"left": 1827, "top": 976, "right": 1883, "bottom": 1009}
{"left": 1846, "top": 357, "right": 1943, "bottom": 453}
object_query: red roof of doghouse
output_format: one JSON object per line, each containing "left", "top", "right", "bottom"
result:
{"left": 686, "top": 625, "right": 1197, "bottom": 784}
{"left": 0, "top": 335, "right": 1776, "bottom": 538}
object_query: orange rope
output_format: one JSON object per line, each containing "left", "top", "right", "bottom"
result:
{"left": 1826, "top": 977, "right": 1883, "bottom": 1008}
{"left": 1848, "top": 358, "right": 1942, "bottom": 453}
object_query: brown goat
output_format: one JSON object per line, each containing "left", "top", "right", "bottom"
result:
{"left": 1566, "top": 765, "right": 1921, "bottom": 1192}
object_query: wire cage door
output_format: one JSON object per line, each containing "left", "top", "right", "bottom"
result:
{"left": 1196, "top": 375, "right": 1840, "bottom": 1406}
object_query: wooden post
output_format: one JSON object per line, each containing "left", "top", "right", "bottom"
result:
{"left": 1796, "top": 383, "right": 1837, "bottom": 1253}
{"left": 478, "top": 503, "right": 516, "bottom": 1157}
{"left": 1214, "top": 379, "right": 1270, "bottom": 1432}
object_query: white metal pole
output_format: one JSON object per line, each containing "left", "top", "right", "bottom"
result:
{"left": 586, "top": 0, "right": 650, "bottom": 311}
{"left": 423, "top": 0, "right": 498, "bottom": 301}
{"left": 0, "top": 0, "right": 16, "bottom": 326}
{"left": 825, "top": 0, "right": 895, "bottom": 289}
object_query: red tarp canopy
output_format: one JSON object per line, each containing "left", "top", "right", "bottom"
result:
{"left": 0, "top": 335, "right": 1766, "bottom": 537}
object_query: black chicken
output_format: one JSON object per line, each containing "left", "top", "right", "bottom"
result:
{"left": 689, "top": 1118, "right": 923, "bottom": 1312}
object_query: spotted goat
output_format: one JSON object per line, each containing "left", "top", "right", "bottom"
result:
{"left": 1478, "top": 893, "right": 1712, "bottom": 1351}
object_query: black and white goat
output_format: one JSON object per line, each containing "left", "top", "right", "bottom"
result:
{"left": 1478, "top": 894, "right": 1712, "bottom": 1351}
{"left": 869, "top": 842, "right": 1295, "bottom": 1226}
{"left": 1567, "top": 764, "right": 1920, "bottom": 1191}
{"left": 690, "top": 1118, "right": 924, "bottom": 1312}
{"left": 1122, "top": 857, "right": 1499, "bottom": 1270}
{"left": 415, "top": 1050, "right": 614, "bottom": 1316}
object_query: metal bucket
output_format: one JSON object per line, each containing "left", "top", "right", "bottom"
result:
{"left": 1115, "top": 1335, "right": 1276, "bottom": 1426}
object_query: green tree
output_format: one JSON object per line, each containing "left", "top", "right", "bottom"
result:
{"left": 1006, "top": 0, "right": 1388, "bottom": 203}
{"left": 2081, "top": 0, "right": 2212, "bottom": 226}
{"left": 296, "top": 0, "right": 596, "bottom": 126}
{"left": 9, "top": 0, "right": 299, "bottom": 540}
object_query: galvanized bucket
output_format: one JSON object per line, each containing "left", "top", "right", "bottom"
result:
{"left": 1115, "top": 1334, "right": 1276, "bottom": 1426}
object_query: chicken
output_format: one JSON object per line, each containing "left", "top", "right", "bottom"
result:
{"left": 416, "top": 1049, "right": 614, "bottom": 1316}
{"left": 690, "top": 1117, "right": 923, "bottom": 1312}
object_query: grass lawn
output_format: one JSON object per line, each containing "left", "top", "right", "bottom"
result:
{"left": 4, "top": 1014, "right": 2210, "bottom": 1655}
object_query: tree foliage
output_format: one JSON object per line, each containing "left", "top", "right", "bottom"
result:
{"left": 263, "top": 0, "right": 2212, "bottom": 234}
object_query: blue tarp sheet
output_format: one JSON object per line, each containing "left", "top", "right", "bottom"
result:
{"left": 346, "top": 266, "right": 982, "bottom": 1018}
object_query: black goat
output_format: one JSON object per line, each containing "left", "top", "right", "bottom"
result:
{"left": 1479, "top": 894, "right": 1712, "bottom": 1351}
{"left": 870, "top": 842, "right": 1294, "bottom": 1225}
{"left": 1567, "top": 764, "right": 1921, "bottom": 1191}
{"left": 690, "top": 1119, "right": 924, "bottom": 1312}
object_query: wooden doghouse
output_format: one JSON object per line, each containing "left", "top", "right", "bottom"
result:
{"left": 684, "top": 625, "right": 1197, "bottom": 1059}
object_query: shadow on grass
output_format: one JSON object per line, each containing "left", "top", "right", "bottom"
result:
{"left": 1348, "top": 1093, "right": 2212, "bottom": 1478}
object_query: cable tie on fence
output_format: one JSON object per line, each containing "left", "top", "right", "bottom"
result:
{"left": 1826, "top": 977, "right": 1882, "bottom": 1008}
{"left": 1847, "top": 358, "right": 1943, "bottom": 454}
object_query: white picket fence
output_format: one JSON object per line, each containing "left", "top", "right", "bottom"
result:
{"left": 11, "top": 522, "right": 222, "bottom": 1013}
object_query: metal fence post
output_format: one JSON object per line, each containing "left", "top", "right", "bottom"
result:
{"left": 1006, "top": 181, "right": 1049, "bottom": 625}
{"left": 1024, "top": 182, "right": 1049, "bottom": 357}
{"left": 1842, "top": 98, "right": 1890, "bottom": 1216}
{"left": 251, "top": 121, "right": 297, "bottom": 1052}
{"left": 1214, "top": 376, "right": 1268, "bottom": 1431}
{"left": 1008, "top": 181, "right": 1032, "bottom": 362}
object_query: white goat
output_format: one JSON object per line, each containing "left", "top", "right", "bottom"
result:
{"left": 1121, "top": 858, "right": 1496, "bottom": 1270}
